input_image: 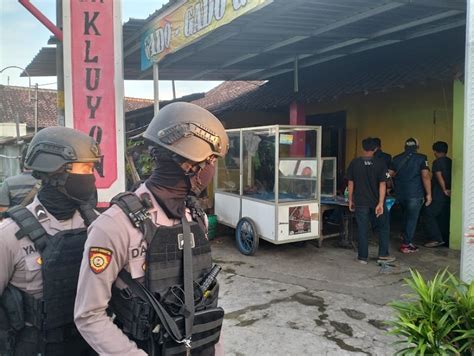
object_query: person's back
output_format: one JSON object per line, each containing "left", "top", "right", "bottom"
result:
{"left": 373, "top": 138, "right": 392, "bottom": 169}
{"left": 424, "top": 141, "right": 452, "bottom": 247}
{"left": 431, "top": 156, "right": 452, "bottom": 201}
{"left": 389, "top": 138, "right": 431, "bottom": 253}
{"left": 391, "top": 151, "right": 429, "bottom": 200}
{"left": 347, "top": 137, "right": 393, "bottom": 264}
{"left": 0, "top": 172, "right": 39, "bottom": 208}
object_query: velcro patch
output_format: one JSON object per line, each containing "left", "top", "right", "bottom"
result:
{"left": 89, "top": 247, "right": 113, "bottom": 274}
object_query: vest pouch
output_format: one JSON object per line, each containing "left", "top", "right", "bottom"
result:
{"left": 1, "top": 285, "right": 25, "bottom": 331}
{"left": 158, "top": 307, "right": 224, "bottom": 356}
{"left": 0, "top": 305, "right": 15, "bottom": 354}
{"left": 110, "top": 287, "right": 154, "bottom": 341}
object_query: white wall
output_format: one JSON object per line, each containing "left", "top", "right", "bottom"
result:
{"left": 0, "top": 123, "right": 27, "bottom": 137}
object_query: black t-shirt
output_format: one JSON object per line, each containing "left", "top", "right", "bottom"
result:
{"left": 347, "top": 156, "right": 389, "bottom": 208}
{"left": 432, "top": 156, "right": 452, "bottom": 201}
{"left": 390, "top": 151, "right": 429, "bottom": 199}
{"left": 374, "top": 150, "right": 392, "bottom": 169}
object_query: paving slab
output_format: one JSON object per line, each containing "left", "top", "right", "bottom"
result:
{"left": 211, "top": 231, "right": 460, "bottom": 355}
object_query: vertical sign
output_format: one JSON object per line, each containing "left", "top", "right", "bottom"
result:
{"left": 63, "top": 0, "right": 125, "bottom": 204}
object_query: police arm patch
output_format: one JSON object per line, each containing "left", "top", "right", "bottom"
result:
{"left": 89, "top": 247, "right": 113, "bottom": 274}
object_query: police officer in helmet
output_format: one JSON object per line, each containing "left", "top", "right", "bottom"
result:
{"left": 75, "top": 102, "right": 228, "bottom": 356}
{"left": 0, "top": 126, "right": 101, "bottom": 355}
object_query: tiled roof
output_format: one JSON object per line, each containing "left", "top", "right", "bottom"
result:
{"left": 124, "top": 82, "right": 265, "bottom": 135}
{"left": 191, "top": 81, "right": 265, "bottom": 112}
{"left": 0, "top": 85, "right": 154, "bottom": 129}
{"left": 124, "top": 97, "right": 155, "bottom": 112}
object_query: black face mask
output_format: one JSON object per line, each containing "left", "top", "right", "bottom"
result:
{"left": 146, "top": 154, "right": 190, "bottom": 219}
{"left": 38, "top": 183, "right": 78, "bottom": 220}
{"left": 64, "top": 174, "right": 97, "bottom": 202}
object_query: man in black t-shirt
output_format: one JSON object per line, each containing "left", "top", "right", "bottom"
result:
{"left": 347, "top": 137, "right": 394, "bottom": 264}
{"left": 389, "top": 138, "right": 431, "bottom": 253}
{"left": 424, "top": 141, "right": 452, "bottom": 247}
{"left": 373, "top": 137, "right": 392, "bottom": 168}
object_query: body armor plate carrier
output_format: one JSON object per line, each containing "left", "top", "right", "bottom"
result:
{"left": 109, "top": 192, "right": 223, "bottom": 356}
{"left": 1, "top": 205, "right": 95, "bottom": 355}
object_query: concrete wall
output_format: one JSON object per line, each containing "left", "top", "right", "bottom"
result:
{"left": 306, "top": 82, "right": 460, "bottom": 248}
{"left": 0, "top": 123, "right": 27, "bottom": 137}
{"left": 304, "top": 82, "right": 453, "bottom": 168}
{"left": 450, "top": 80, "right": 464, "bottom": 250}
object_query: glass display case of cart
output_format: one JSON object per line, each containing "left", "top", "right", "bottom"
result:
{"left": 321, "top": 157, "right": 337, "bottom": 198}
{"left": 213, "top": 125, "right": 322, "bottom": 255}
{"left": 216, "top": 126, "right": 319, "bottom": 202}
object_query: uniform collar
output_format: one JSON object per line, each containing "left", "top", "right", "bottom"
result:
{"left": 28, "top": 196, "right": 85, "bottom": 233}
{"left": 134, "top": 183, "right": 191, "bottom": 227}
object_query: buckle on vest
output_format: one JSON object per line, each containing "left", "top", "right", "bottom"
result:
{"left": 177, "top": 233, "right": 195, "bottom": 250}
{"left": 128, "top": 209, "right": 150, "bottom": 229}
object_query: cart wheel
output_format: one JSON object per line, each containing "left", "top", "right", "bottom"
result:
{"left": 235, "top": 217, "right": 259, "bottom": 256}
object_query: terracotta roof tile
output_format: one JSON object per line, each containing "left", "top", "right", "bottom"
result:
{"left": 124, "top": 96, "right": 155, "bottom": 112}
{"left": 0, "top": 85, "right": 154, "bottom": 129}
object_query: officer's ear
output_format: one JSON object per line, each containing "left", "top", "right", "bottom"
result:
{"left": 180, "top": 161, "right": 195, "bottom": 174}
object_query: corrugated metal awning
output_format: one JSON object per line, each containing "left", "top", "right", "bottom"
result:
{"left": 25, "top": 0, "right": 466, "bottom": 81}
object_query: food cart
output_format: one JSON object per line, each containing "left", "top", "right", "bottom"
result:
{"left": 214, "top": 125, "right": 324, "bottom": 255}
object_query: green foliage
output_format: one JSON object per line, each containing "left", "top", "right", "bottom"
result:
{"left": 137, "top": 154, "right": 154, "bottom": 176}
{"left": 126, "top": 139, "right": 154, "bottom": 178}
{"left": 389, "top": 269, "right": 474, "bottom": 355}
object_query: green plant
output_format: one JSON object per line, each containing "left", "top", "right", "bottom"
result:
{"left": 389, "top": 269, "right": 474, "bottom": 355}
{"left": 126, "top": 139, "right": 154, "bottom": 177}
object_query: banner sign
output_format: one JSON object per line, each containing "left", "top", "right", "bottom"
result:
{"left": 141, "top": 0, "right": 270, "bottom": 70}
{"left": 63, "top": 0, "right": 125, "bottom": 204}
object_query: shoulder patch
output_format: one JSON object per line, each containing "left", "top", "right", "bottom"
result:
{"left": 89, "top": 247, "right": 113, "bottom": 274}
{"left": 34, "top": 205, "right": 48, "bottom": 221}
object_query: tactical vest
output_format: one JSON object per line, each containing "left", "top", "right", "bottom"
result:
{"left": 1, "top": 205, "right": 96, "bottom": 355}
{"left": 109, "top": 192, "right": 223, "bottom": 356}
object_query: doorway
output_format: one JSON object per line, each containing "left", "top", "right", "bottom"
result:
{"left": 306, "top": 111, "right": 346, "bottom": 192}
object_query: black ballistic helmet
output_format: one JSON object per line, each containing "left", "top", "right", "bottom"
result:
{"left": 143, "top": 102, "right": 229, "bottom": 163}
{"left": 25, "top": 126, "right": 102, "bottom": 174}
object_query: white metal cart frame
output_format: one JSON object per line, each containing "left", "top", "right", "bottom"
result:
{"left": 214, "top": 125, "right": 322, "bottom": 255}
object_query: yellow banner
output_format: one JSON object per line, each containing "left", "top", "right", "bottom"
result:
{"left": 141, "top": 0, "right": 270, "bottom": 69}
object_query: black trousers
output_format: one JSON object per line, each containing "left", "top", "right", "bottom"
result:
{"left": 13, "top": 326, "right": 96, "bottom": 356}
{"left": 424, "top": 197, "right": 451, "bottom": 245}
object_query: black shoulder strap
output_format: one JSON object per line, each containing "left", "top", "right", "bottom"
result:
{"left": 181, "top": 217, "right": 194, "bottom": 350}
{"left": 110, "top": 192, "right": 155, "bottom": 244}
{"left": 78, "top": 203, "right": 99, "bottom": 227}
{"left": 5, "top": 206, "right": 49, "bottom": 252}
{"left": 394, "top": 152, "right": 414, "bottom": 176}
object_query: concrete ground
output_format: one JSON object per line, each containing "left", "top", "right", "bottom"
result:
{"left": 211, "top": 226, "right": 460, "bottom": 356}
